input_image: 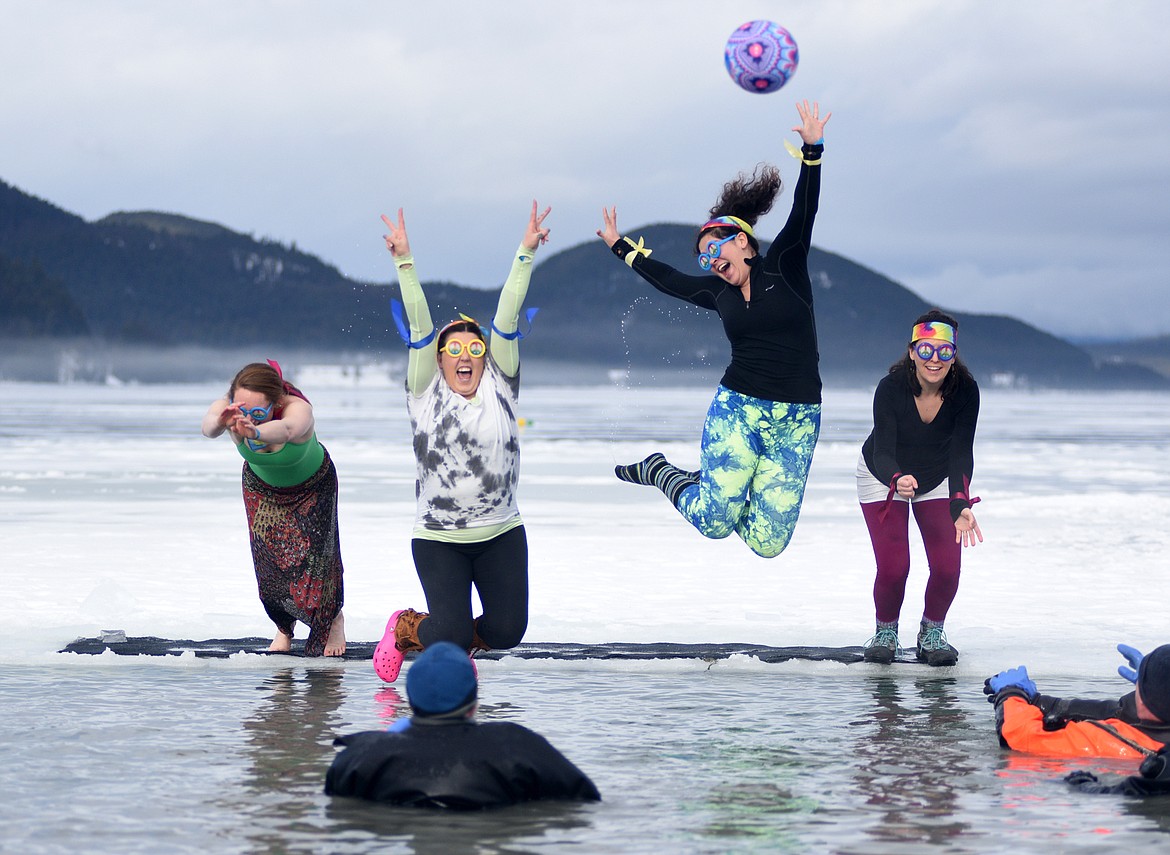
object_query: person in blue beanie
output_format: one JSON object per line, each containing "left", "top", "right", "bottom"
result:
{"left": 325, "top": 642, "right": 600, "bottom": 809}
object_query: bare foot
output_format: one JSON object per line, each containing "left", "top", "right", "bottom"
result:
{"left": 324, "top": 611, "right": 346, "bottom": 657}
{"left": 268, "top": 629, "right": 293, "bottom": 653}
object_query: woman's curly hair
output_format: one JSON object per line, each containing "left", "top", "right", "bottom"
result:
{"left": 696, "top": 163, "right": 783, "bottom": 253}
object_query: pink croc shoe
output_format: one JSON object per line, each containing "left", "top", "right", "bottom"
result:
{"left": 373, "top": 608, "right": 426, "bottom": 683}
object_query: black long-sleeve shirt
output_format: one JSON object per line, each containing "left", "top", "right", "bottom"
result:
{"left": 861, "top": 372, "right": 980, "bottom": 520}
{"left": 613, "top": 143, "right": 824, "bottom": 404}
{"left": 325, "top": 722, "right": 601, "bottom": 810}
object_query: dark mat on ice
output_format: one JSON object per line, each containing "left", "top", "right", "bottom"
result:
{"left": 60, "top": 634, "right": 930, "bottom": 665}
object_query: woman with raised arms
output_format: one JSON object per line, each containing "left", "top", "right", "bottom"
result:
{"left": 373, "top": 201, "right": 550, "bottom": 683}
{"left": 596, "top": 101, "right": 830, "bottom": 559}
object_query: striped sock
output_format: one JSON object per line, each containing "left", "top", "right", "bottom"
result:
{"left": 615, "top": 453, "right": 698, "bottom": 507}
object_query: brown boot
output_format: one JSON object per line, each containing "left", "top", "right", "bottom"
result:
{"left": 394, "top": 608, "right": 428, "bottom": 652}
{"left": 469, "top": 616, "right": 492, "bottom": 653}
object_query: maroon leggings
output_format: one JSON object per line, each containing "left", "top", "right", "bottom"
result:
{"left": 860, "top": 498, "right": 960, "bottom": 624}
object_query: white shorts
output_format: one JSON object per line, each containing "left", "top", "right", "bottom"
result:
{"left": 856, "top": 453, "right": 949, "bottom": 505}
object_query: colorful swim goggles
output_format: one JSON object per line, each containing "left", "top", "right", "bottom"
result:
{"left": 696, "top": 216, "right": 755, "bottom": 271}
{"left": 441, "top": 338, "right": 486, "bottom": 359}
{"left": 237, "top": 402, "right": 274, "bottom": 421}
{"left": 913, "top": 341, "right": 956, "bottom": 362}
{"left": 697, "top": 234, "right": 737, "bottom": 271}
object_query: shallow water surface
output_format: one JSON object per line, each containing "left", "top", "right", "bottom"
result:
{"left": 3, "top": 658, "right": 1168, "bottom": 854}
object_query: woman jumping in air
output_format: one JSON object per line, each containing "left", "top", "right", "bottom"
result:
{"left": 596, "top": 100, "right": 829, "bottom": 558}
{"left": 373, "top": 201, "right": 550, "bottom": 682}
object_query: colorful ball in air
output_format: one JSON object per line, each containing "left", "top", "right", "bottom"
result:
{"left": 724, "top": 20, "right": 799, "bottom": 94}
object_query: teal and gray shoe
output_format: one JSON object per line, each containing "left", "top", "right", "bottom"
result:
{"left": 863, "top": 622, "right": 900, "bottom": 664}
{"left": 916, "top": 620, "right": 958, "bottom": 667}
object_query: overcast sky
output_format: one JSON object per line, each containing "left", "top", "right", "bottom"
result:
{"left": 4, "top": 1, "right": 1168, "bottom": 340}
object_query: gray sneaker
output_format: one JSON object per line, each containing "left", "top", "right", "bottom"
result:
{"left": 916, "top": 621, "right": 958, "bottom": 667}
{"left": 863, "top": 623, "right": 900, "bottom": 664}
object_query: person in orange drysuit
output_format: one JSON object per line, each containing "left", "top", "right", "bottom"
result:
{"left": 984, "top": 644, "right": 1170, "bottom": 759}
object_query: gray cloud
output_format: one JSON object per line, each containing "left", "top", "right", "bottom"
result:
{"left": 3, "top": 0, "right": 1167, "bottom": 339}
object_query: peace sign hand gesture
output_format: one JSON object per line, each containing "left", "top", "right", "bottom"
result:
{"left": 380, "top": 208, "right": 411, "bottom": 258}
{"left": 522, "top": 200, "right": 552, "bottom": 251}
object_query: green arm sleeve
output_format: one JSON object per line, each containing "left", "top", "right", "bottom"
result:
{"left": 490, "top": 244, "right": 538, "bottom": 378}
{"left": 395, "top": 255, "right": 438, "bottom": 396}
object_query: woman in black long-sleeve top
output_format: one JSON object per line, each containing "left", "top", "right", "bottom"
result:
{"left": 595, "top": 100, "right": 829, "bottom": 559}
{"left": 858, "top": 309, "right": 982, "bottom": 666}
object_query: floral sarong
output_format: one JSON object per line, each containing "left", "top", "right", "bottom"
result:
{"left": 241, "top": 448, "right": 344, "bottom": 656}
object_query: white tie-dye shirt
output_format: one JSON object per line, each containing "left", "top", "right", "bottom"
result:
{"left": 407, "top": 359, "right": 521, "bottom": 533}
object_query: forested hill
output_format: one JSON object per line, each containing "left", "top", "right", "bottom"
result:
{"left": 0, "top": 177, "right": 1163, "bottom": 388}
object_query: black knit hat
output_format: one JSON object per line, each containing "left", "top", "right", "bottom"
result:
{"left": 1137, "top": 644, "right": 1170, "bottom": 723}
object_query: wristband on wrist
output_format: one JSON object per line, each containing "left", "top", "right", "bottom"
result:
{"left": 613, "top": 235, "right": 652, "bottom": 268}
{"left": 784, "top": 139, "right": 822, "bottom": 166}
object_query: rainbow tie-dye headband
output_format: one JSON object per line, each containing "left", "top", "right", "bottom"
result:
{"left": 699, "top": 215, "right": 755, "bottom": 238}
{"left": 912, "top": 321, "right": 955, "bottom": 344}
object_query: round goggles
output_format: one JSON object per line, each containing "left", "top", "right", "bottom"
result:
{"left": 442, "top": 338, "right": 486, "bottom": 359}
{"left": 697, "top": 235, "right": 737, "bottom": 271}
{"left": 237, "top": 402, "right": 274, "bottom": 421}
{"left": 914, "top": 341, "right": 956, "bottom": 362}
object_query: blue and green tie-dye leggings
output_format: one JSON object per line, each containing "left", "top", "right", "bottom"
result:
{"left": 676, "top": 386, "right": 821, "bottom": 558}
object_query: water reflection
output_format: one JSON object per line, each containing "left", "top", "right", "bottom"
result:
{"left": 209, "top": 667, "right": 351, "bottom": 853}
{"left": 324, "top": 797, "right": 597, "bottom": 854}
{"left": 993, "top": 751, "right": 1170, "bottom": 838}
{"left": 374, "top": 685, "right": 409, "bottom": 726}
{"left": 848, "top": 675, "right": 984, "bottom": 849}
{"left": 241, "top": 668, "right": 347, "bottom": 795}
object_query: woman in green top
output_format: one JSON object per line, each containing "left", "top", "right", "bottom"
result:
{"left": 202, "top": 360, "right": 346, "bottom": 656}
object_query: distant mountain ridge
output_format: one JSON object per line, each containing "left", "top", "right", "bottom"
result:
{"left": 1, "top": 177, "right": 1165, "bottom": 388}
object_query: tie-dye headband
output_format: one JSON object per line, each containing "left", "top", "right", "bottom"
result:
{"left": 699, "top": 215, "right": 755, "bottom": 238}
{"left": 912, "top": 321, "right": 955, "bottom": 344}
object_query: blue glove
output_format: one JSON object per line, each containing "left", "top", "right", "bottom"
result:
{"left": 1117, "top": 644, "right": 1144, "bottom": 684}
{"left": 983, "top": 666, "right": 1037, "bottom": 702}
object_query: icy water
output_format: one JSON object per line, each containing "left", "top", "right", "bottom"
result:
{"left": 5, "top": 659, "right": 1170, "bottom": 854}
{"left": 3, "top": 378, "right": 1170, "bottom": 852}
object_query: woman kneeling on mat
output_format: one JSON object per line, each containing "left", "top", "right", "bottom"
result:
{"left": 596, "top": 100, "right": 829, "bottom": 558}
{"left": 858, "top": 310, "right": 981, "bottom": 667}
{"left": 201, "top": 361, "right": 346, "bottom": 656}
{"left": 373, "top": 201, "right": 550, "bottom": 683}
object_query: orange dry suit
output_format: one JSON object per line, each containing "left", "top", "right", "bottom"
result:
{"left": 993, "top": 689, "right": 1169, "bottom": 759}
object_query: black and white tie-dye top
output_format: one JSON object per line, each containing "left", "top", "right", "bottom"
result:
{"left": 407, "top": 358, "right": 521, "bottom": 534}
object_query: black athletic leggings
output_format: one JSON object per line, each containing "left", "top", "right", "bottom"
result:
{"left": 412, "top": 525, "right": 528, "bottom": 651}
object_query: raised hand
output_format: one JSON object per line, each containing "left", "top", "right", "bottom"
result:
{"left": 595, "top": 206, "right": 620, "bottom": 248}
{"left": 793, "top": 99, "right": 831, "bottom": 144}
{"left": 522, "top": 200, "right": 552, "bottom": 250}
{"left": 380, "top": 208, "right": 411, "bottom": 258}
{"left": 1117, "top": 644, "right": 1145, "bottom": 684}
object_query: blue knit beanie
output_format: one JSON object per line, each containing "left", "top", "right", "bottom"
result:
{"left": 1138, "top": 644, "right": 1170, "bottom": 723}
{"left": 406, "top": 641, "right": 478, "bottom": 716}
